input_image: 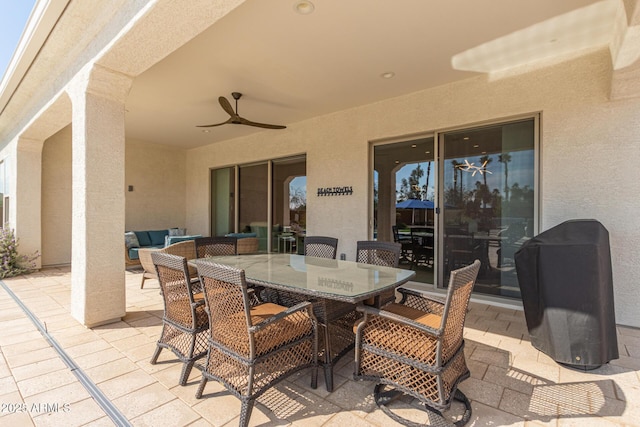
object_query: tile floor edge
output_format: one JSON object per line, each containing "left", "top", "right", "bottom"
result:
{"left": 0, "top": 279, "right": 133, "bottom": 427}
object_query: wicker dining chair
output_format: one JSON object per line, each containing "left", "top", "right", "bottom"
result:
{"left": 194, "top": 261, "right": 318, "bottom": 427}
{"left": 150, "top": 252, "right": 209, "bottom": 386}
{"left": 356, "top": 241, "right": 401, "bottom": 306}
{"left": 194, "top": 236, "right": 237, "bottom": 258}
{"left": 392, "top": 225, "right": 412, "bottom": 263}
{"left": 138, "top": 240, "right": 197, "bottom": 289}
{"left": 354, "top": 260, "right": 481, "bottom": 426}
{"left": 303, "top": 236, "right": 338, "bottom": 259}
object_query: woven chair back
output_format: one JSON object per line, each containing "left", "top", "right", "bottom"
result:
{"left": 356, "top": 241, "right": 401, "bottom": 267}
{"left": 304, "top": 236, "right": 338, "bottom": 259}
{"left": 195, "top": 236, "right": 238, "bottom": 258}
{"left": 196, "top": 261, "right": 254, "bottom": 356}
{"left": 439, "top": 260, "right": 481, "bottom": 362}
{"left": 151, "top": 252, "right": 200, "bottom": 328}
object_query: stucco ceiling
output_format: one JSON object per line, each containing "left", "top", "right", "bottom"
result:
{"left": 124, "top": 0, "right": 620, "bottom": 148}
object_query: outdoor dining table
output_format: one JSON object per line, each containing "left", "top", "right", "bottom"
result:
{"left": 191, "top": 253, "right": 416, "bottom": 391}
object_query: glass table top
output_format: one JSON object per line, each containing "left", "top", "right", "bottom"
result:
{"left": 192, "top": 253, "right": 416, "bottom": 303}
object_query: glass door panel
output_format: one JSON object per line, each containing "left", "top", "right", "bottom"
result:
{"left": 272, "top": 156, "right": 306, "bottom": 254}
{"left": 440, "top": 118, "right": 536, "bottom": 298}
{"left": 239, "top": 163, "right": 268, "bottom": 252}
{"left": 210, "top": 167, "right": 235, "bottom": 236}
{"left": 373, "top": 137, "right": 435, "bottom": 284}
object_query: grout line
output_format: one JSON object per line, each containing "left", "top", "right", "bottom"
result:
{"left": 0, "top": 279, "right": 132, "bottom": 427}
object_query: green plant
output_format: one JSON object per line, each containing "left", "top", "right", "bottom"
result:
{"left": 0, "top": 227, "right": 39, "bottom": 278}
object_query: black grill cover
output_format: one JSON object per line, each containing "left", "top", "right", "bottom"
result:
{"left": 514, "top": 219, "right": 618, "bottom": 369}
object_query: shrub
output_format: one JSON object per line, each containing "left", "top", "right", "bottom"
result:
{"left": 0, "top": 227, "right": 40, "bottom": 278}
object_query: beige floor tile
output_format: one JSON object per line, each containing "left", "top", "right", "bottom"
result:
{"left": 320, "top": 410, "right": 375, "bottom": 427}
{"left": 23, "top": 381, "right": 92, "bottom": 407}
{"left": 111, "top": 382, "right": 176, "bottom": 420}
{"left": 64, "top": 339, "right": 112, "bottom": 359}
{"left": 458, "top": 377, "right": 504, "bottom": 408}
{"left": 324, "top": 376, "right": 376, "bottom": 416}
{"left": 0, "top": 330, "right": 43, "bottom": 347}
{"left": 120, "top": 341, "right": 158, "bottom": 363}
{"left": 16, "top": 369, "right": 77, "bottom": 398}
{"left": 10, "top": 357, "right": 67, "bottom": 382}
{"left": 2, "top": 336, "right": 51, "bottom": 357}
{"left": 30, "top": 397, "right": 104, "bottom": 427}
{"left": 4, "top": 346, "right": 60, "bottom": 369}
{"left": 192, "top": 392, "right": 243, "bottom": 427}
{"left": 84, "top": 357, "right": 138, "bottom": 384}
{"left": 73, "top": 347, "right": 127, "bottom": 371}
{"left": 468, "top": 400, "right": 526, "bottom": 426}
{"left": 0, "top": 377, "right": 18, "bottom": 402}
{"left": 97, "top": 369, "right": 157, "bottom": 400}
{"left": 0, "top": 410, "right": 35, "bottom": 426}
{"left": 129, "top": 398, "right": 200, "bottom": 427}
{"left": 109, "top": 331, "right": 157, "bottom": 352}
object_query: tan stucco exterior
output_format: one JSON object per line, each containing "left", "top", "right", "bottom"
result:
{"left": 1, "top": 0, "right": 640, "bottom": 328}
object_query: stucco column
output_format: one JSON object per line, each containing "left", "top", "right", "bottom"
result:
{"left": 13, "top": 137, "right": 44, "bottom": 269}
{"left": 67, "top": 64, "right": 132, "bottom": 327}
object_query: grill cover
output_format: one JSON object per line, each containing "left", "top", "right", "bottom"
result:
{"left": 514, "top": 219, "right": 618, "bottom": 369}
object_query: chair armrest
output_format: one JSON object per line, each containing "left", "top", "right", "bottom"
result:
{"left": 397, "top": 288, "right": 445, "bottom": 315}
{"left": 138, "top": 247, "right": 162, "bottom": 275}
{"left": 356, "top": 304, "right": 442, "bottom": 337}
{"left": 249, "top": 301, "right": 315, "bottom": 333}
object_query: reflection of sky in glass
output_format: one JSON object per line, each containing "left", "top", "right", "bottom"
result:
{"left": 373, "top": 151, "right": 534, "bottom": 202}
{"left": 444, "top": 151, "right": 535, "bottom": 193}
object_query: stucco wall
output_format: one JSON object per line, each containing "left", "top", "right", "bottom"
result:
{"left": 42, "top": 126, "right": 72, "bottom": 265}
{"left": 41, "top": 133, "right": 187, "bottom": 266}
{"left": 186, "top": 50, "right": 640, "bottom": 327}
{"left": 125, "top": 139, "right": 187, "bottom": 231}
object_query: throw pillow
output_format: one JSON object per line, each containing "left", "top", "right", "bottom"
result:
{"left": 125, "top": 232, "right": 140, "bottom": 249}
{"left": 168, "top": 228, "right": 186, "bottom": 236}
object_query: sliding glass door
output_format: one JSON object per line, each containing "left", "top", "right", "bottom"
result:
{"left": 440, "top": 118, "right": 536, "bottom": 298}
{"left": 372, "top": 116, "right": 537, "bottom": 300}
{"left": 210, "top": 156, "right": 306, "bottom": 253}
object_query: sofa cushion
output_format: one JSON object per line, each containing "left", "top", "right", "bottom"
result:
{"left": 129, "top": 245, "right": 163, "bottom": 260}
{"left": 225, "top": 232, "right": 257, "bottom": 239}
{"left": 165, "top": 234, "right": 202, "bottom": 247}
{"left": 148, "top": 229, "right": 169, "bottom": 246}
{"left": 125, "top": 231, "right": 140, "bottom": 249}
{"left": 134, "top": 231, "right": 152, "bottom": 247}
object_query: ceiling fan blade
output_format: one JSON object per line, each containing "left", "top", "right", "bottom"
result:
{"left": 196, "top": 117, "right": 232, "bottom": 127}
{"left": 237, "top": 116, "right": 286, "bottom": 129}
{"left": 218, "top": 96, "right": 236, "bottom": 116}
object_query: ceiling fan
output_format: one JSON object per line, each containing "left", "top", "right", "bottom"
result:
{"left": 197, "top": 92, "right": 286, "bottom": 130}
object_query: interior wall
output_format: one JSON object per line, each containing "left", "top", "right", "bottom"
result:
{"left": 125, "top": 139, "right": 187, "bottom": 231}
{"left": 41, "top": 132, "right": 188, "bottom": 266}
{"left": 41, "top": 125, "right": 72, "bottom": 266}
{"left": 186, "top": 49, "right": 640, "bottom": 327}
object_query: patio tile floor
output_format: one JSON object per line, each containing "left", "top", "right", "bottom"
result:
{"left": 0, "top": 266, "right": 638, "bottom": 426}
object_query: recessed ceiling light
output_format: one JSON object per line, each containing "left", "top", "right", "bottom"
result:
{"left": 463, "top": 136, "right": 469, "bottom": 140}
{"left": 394, "top": 160, "right": 400, "bottom": 164}
{"left": 201, "top": 130, "right": 210, "bottom": 133}
{"left": 411, "top": 144, "right": 417, "bottom": 148}
{"left": 425, "top": 151, "right": 431, "bottom": 154}
{"left": 293, "top": 0, "right": 315, "bottom": 14}
{"left": 473, "top": 144, "right": 480, "bottom": 148}
{"left": 380, "top": 72, "right": 395, "bottom": 79}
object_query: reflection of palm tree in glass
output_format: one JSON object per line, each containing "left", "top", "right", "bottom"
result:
{"left": 498, "top": 153, "right": 512, "bottom": 202}
{"left": 423, "top": 161, "right": 431, "bottom": 200}
{"left": 451, "top": 160, "right": 460, "bottom": 203}
{"left": 479, "top": 155, "right": 492, "bottom": 209}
